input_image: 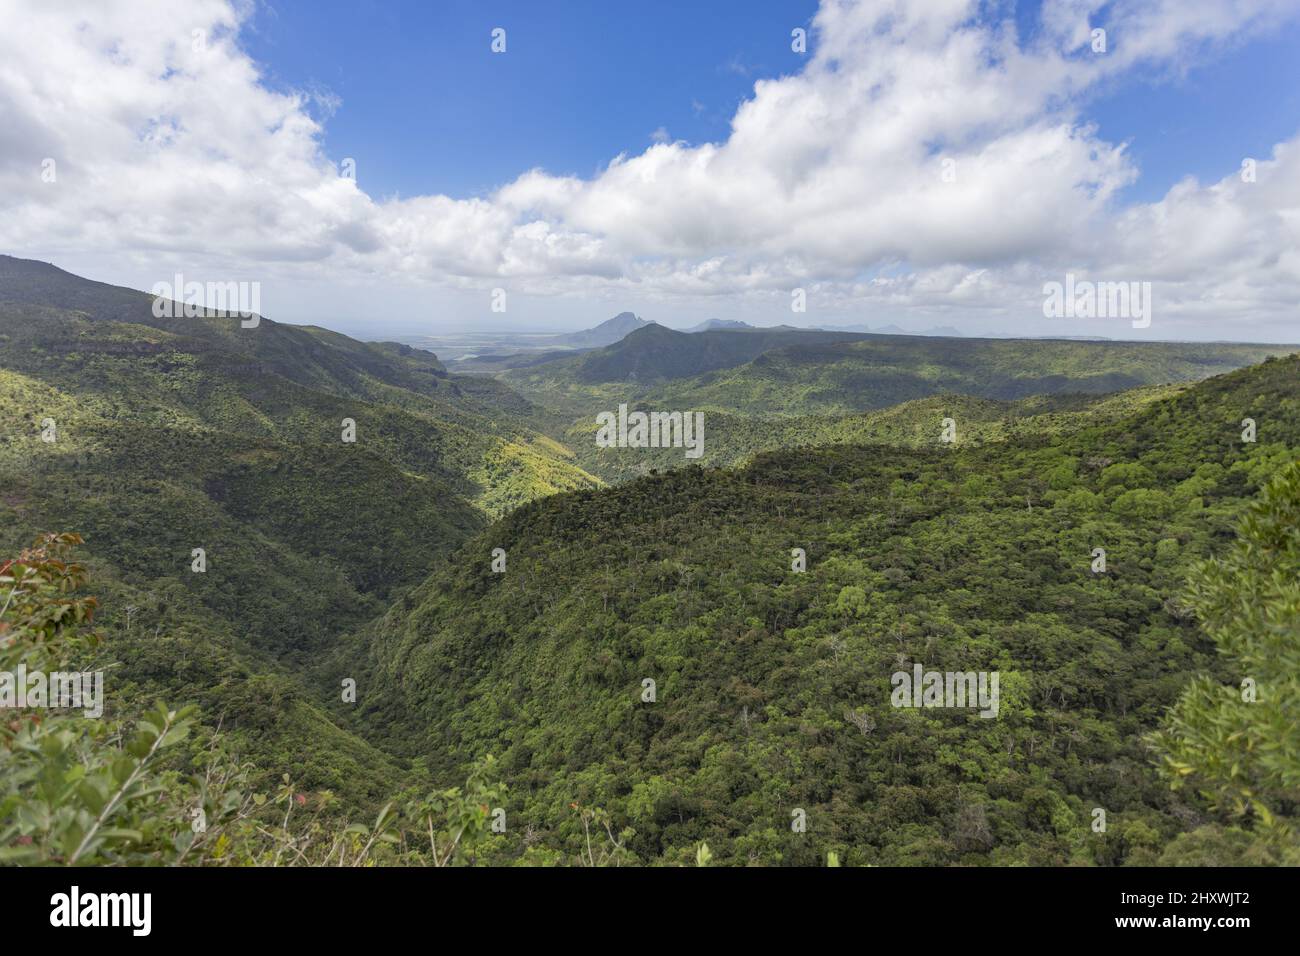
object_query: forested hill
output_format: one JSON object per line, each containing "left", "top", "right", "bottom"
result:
{"left": 501, "top": 322, "right": 1290, "bottom": 420}
{"left": 2, "top": 254, "right": 1296, "bottom": 865}
{"left": 558, "top": 385, "right": 1189, "bottom": 484}
{"left": 368, "top": 354, "right": 1300, "bottom": 865}
{"left": 553, "top": 323, "right": 877, "bottom": 385}
{"left": 0, "top": 256, "right": 599, "bottom": 803}
{"left": 0, "top": 255, "right": 598, "bottom": 517}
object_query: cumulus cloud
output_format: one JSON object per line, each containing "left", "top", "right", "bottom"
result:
{"left": 0, "top": 0, "right": 1297, "bottom": 338}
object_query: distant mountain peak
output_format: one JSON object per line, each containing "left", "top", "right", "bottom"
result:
{"left": 549, "top": 311, "right": 654, "bottom": 348}
{"left": 598, "top": 311, "right": 652, "bottom": 332}
{"left": 684, "top": 318, "right": 754, "bottom": 333}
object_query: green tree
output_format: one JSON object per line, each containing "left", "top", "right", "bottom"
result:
{"left": 0, "top": 534, "right": 204, "bottom": 864}
{"left": 1153, "top": 463, "right": 1300, "bottom": 857}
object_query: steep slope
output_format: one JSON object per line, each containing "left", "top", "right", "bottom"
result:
{"left": 0, "top": 367, "right": 416, "bottom": 802}
{"left": 0, "top": 256, "right": 599, "bottom": 803}
{"left": 369, "top": 354, "right": 1300, "bottom": 865}
{"left": 0, "top": 256, "right": 600, "bottom": 516}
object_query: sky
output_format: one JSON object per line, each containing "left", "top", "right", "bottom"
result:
{"left": 1, "top": 0, "right": 1299, "bottom": 342}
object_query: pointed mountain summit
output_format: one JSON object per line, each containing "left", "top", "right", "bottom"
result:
{"left": 550, "top": 311, "right": 654, "bottom": 348}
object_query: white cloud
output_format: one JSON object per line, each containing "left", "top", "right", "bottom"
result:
{"left": 0, "top": 0, "right": 1297, "bottom": 339}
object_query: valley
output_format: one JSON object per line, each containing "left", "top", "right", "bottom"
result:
{"left": 2, "top": 257, "right": 1297, "bottom": 866}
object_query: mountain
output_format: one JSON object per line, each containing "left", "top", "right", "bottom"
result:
{"left": 569, "top": 324, "right": 879, "bottom": 384}
{"left": 500, "top": 321, "right": 1290, "bottom": 426}
{"left": 5, "top": 255, "right": 1299, "bottom": 867}
{"left": 645, "top": 336, "right": 1292, "bottom": 417}
{"left": 0, "top": 255, "right": 600, "bottom": 802}
{"left": 368, "top": 354, "right": 1300, "bottom": 865}
{"left": 0, "top": 256, "right": 596, "bottom": 514}
{"left": 549, "top": 311, "right": 655, "bottom": 348}
{"left": 684, "top": 318, "right": 754, "bottom": 332}
{"left": 501, "top": 325, "right": 878, "bottom": 414}
{"left": 815, "top": 323, "right": 963, "bottom": 337}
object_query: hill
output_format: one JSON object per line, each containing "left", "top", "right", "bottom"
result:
{"left": 0, "top": 256, "right": 597, "bottom": 516}
{"left": 557, "top": 384, "right": 1190, "bottom": 483}
{"left": 366, "top": 354, "right": 1300, "bottom": 865}
{"left": 501, "top": 327, "right": 1290, "bottom": 425}
{"left": 0, "top": 256, "right": 601, "bottom": 802}
{"left": 549, "top": 311, "right": 655, "bottom": 348}
{"left": 503, "top": 324, "right": 879, "bottom": 412}
{"left": 684, "top": 318, "right": 754, "bottom": 332}
{"left": 5, "top": 255, "right": 1297, "bottom": 865}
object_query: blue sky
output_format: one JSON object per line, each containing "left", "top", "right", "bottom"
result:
{"left": 1083, "top": 14, "right": 1300, "bottom": 203}
{"left": 243, "top": 0, "right": 821, "bottom": 199}
{"left": 244, "top": 0, "right": 1300, "bottom": 205}
{"left": 7, "top": 0, "right": 1300, "bottom": 341}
